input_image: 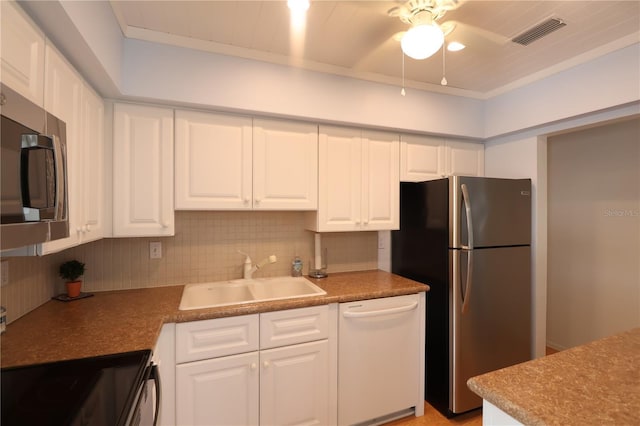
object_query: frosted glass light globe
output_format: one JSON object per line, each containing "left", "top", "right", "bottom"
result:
{"left": 401, "top": 24, "right": 444, "bottom": 60}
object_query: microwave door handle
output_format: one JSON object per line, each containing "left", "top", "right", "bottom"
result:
{"left": 51, "top": 134, "right": 67, "bottom": 221}
{"left": 20, "top": 134, "right": 54, "bottom": 215}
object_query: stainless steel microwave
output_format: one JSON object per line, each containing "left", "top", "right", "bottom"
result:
{"left": 1, "top": 83, "right": 69, "bottom": 251}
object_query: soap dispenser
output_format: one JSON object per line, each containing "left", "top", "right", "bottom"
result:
{"left": 291, "top": 256, "right": 303, "bottom": 277}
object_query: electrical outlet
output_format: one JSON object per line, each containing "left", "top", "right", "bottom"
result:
{"left": 377, "top": 231, "right": 389, "bottom": 250}
{"left": 1, "top": 261, "right": 9, "bottom": 287}
{"left": 149, "top": 242, "right": 162, "bottom": 259}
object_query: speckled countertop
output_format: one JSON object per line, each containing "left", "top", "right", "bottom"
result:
{"left": 467, "top": 327, "right": 640, "bottom": 426}
{"left": 1, "top": 270, "right": 427, "bottom": 368}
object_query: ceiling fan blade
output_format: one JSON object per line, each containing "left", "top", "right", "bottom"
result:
{"left": 437, "top": 0, "right": 466, "bottom": 12}
{"left": 441, "top": 20, "right": 509, "bottom": 48}
{"left": 353, "top": 31, "right": 405, "bottom": 71}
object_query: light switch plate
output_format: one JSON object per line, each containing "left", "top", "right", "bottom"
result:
{"left": 1, "top": 261, "right": 9, "bottom": 287}
{"left": 149, "top": 242, "right": 162, "bottom": 259}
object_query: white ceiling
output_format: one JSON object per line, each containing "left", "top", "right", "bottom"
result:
{"left": 108, "top": 0, "right": 640, "bottom": 98}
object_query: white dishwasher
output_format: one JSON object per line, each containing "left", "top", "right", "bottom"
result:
{"left": 338, "top": 293, "right": 423, "bottom": 425}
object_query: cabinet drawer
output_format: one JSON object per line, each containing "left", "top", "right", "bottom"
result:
{"left": 260, "top": 305, "right": 329, "bottom": 349}
{"left": 176, "top": 314, "right": 259, "bottom": 363}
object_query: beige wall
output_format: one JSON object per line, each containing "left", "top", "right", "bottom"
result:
{"left": 547, "top": 118, "right": 640, "bottom": 349}
{"left": 0, "top": 211, "right": 377, "bottom": 324}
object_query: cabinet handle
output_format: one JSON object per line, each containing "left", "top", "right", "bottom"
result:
{"left": 243, "top": 198, "right": 250, "bottom": 205}
{"left": 76, "top": 227, "right": 83, "bottom": 234}
{"left": 255, "top": 198, "right": 261, "bottom": 205}
{"left": 162, "top": 222, "right": 170, "bottom": 228}
{"left": 84, "top": 224, "right": 91, "bottom": 232}
{"left": 343, "top": 301, "right": 418, "bottom": 318}
{"left": 251, "top": 363, "right": 257, "bottom": 370}
{"left": 263, "top": 360, "right": 270, "bottom": 368}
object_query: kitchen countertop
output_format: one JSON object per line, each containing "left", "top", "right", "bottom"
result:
{"left": 467, "top": 327, "right": 640, "bottom": 426}
{"left": 0, "top": 270, "right": 427, "bottom": 368}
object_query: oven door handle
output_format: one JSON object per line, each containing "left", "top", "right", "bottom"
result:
{"left": 150, "top": 364, "right": 161, "bottom": 426}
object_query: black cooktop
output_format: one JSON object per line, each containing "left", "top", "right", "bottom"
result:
{"left": 1, "top": 349, "right": 151, "bottom": 426}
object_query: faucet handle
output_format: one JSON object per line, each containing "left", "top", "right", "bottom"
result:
{"left": 237, "top": 250, "right": 252, "bottom": 263}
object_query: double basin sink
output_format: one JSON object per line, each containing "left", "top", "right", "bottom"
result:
{"left": 179, "top": 276, "right": 327, "bottom": 310}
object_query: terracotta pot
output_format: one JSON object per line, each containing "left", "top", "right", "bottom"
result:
{"left": 66, "top": 280, "right": 82, "bottom": 298}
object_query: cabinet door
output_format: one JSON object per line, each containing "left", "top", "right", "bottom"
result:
{"left": 79, "top": 85, "right": 104, "bottom": 243}
{"left": 113, "top": 104, "right": 174, "bottom": 236}
{"left": 39, "top": 45, "right": 83, "bottom": 254}
{"left": 176, "top": 352, "right": 259, "bottom": 426}
{"left": 316, "top": 126, "right": 362, "bottom": 231}
{"left": 445, "top": 140, "right": 485, "bottom": 177}
{"left": 175, "top": 110, "right": 252, "bottom": 210}
{"left": 362, "top": 130, "right": 399, "bottom": 230}
{"left": 400, "top": 134, "right": 445, "bottom": 181}
{"left": 0, "top": 1, "right": 45, "bottom": 106}
{"left": 253, "top": 119, "right": 318, "bottom": 210}
{"left": 260, "top": 340, "right": 330, "bottom": 426}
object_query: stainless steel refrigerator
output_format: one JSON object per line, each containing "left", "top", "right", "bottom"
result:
{"left": 391, "top": 176, "right": 532, "bottom": 416}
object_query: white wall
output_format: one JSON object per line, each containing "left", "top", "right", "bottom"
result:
{"left": 120, "top": 39, "right": 484, "bottom": 138}
{"left": 484, "top": 136, "right": 547, "bottom": 358}
{"left": 546, "top": 119, "right": 640, "bottom": 349}
{"left": 19, "top": 0, "right": 123, "bottom": 97}
{"left": 484, "top": 42, "right": 640, "bottom": 138}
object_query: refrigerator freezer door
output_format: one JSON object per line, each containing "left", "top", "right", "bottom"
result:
{"left": 450, "top": 246, "right": 531, "bottom": 414}
{"left": 450, "top": 176, "right": 531, "bottom": 249}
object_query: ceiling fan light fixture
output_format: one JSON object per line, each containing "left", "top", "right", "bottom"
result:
{"left": 401, "top": 23, "right": 444, "bottom": 60}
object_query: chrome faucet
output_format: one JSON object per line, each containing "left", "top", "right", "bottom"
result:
{"left": 239, "top": 251, "right": 277, "bottom": 279}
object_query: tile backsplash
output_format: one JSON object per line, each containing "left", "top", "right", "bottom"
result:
{"left": 1, "top": 211, "right": 378, "bottom": 324}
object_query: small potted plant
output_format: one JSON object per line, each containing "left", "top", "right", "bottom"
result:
{"left": 59, "top": 260, "right": 86, "bottom": 298}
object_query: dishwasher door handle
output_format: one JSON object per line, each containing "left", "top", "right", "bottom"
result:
{"left": 342, "top": 302, "right": 418, "bottom": 318}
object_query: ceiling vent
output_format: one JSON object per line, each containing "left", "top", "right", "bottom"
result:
{"left": 512, "top": 18, "right": 566, "bottom": 46}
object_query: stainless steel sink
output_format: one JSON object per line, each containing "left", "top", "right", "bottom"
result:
{"left": 179, "top": 276, "right": 327, "bottom": 310}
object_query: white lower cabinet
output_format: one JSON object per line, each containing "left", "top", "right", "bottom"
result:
{"left": 176, "top": 351, "right": 260, "bottom": 426}
{"left": 260, "top": 340, "right": 330, "bottom": 426}
{"left": 174, "top": 305, "right": 332, "bottom": 426}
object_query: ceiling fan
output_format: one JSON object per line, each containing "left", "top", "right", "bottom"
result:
{"left": 388, "top": 0, "right": 507, "bottom": 60}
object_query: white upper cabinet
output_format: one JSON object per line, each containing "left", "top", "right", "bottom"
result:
{"left": 175, "top": 110, "right": 252, "bottom": 210}
{"left": 175, "top": 111, "right": 317, "bottom": 211}
{"left": 39, "top": 44, "right": 83, "bottom": 254}
{"left": 79, "top": 85, "right": 105, "bottom": 243}
{"left": 400, "top": 135, "right": 485, "bottom": 181}
{"left": 0, "top": 1, "right": 45, "bottom": 106}
{"left": 362, "top": 129, "right": 400, "bottom": 230}
{"left": 400, "top": 134, "right": 445, "bottom": 181}
{"left": 113, "top": 103, "right": 174, "bottom": 237}
{"left": 253, "top": 119, "right": 318, "bottom": 210}
{"left": 308, "top": 126, "right": 399, "bottom": 232}
{"left": 445, "top": 139, "right": 485, "bottom": 177}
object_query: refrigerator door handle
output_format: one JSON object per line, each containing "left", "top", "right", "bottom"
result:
{"left": 460, "top": 183, "right": 474, "bottom": 314}
{"left": 461, "top": 249, "right": 474, "bottom": 314}
{"left": 460, "top": 183, "right": 474, "bottom": 250}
